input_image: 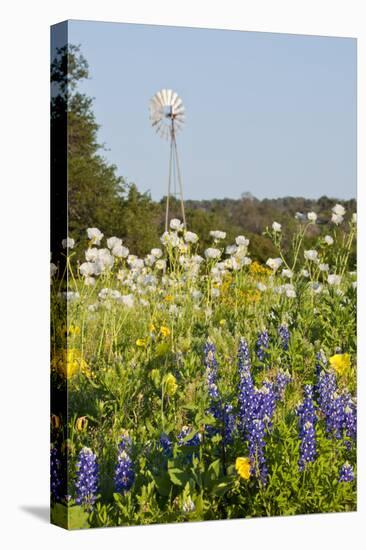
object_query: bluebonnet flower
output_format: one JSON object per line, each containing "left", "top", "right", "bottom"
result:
{"left": 339, "top": 462, "right": 354, "bottom": 482}
{"left": 256, "top": 330, "right": 269, "bottom": 362}
{"left": 296, "top": 386, "right": 317, "bottom": 471}
{"left": 114, "top": 432, "right": 135, "bottom": 494}
{"left": 343, "top": 395, "right": 357, "bottom": 440}
{"left": 274, "top": 369, "right": 291, "bottom": 399}
{"left": 50, "top": 447, "right": 62, "bottom": 502}
{"left": 278, "top": 324, "right": 290, "bottom": 350}
{"left": 159, "top": 433, "right": 173, "bottom": 457}
{"left": 177, "top": 426, "right": 201, "bottom": 447}
{"left": 204, "top": 341, "right": 219, "bottom": 400}
{"left": 247, "top": 418, "right": 268, "bottom": 484}
{"left": 237, "top": 339, "right": 277, "bottom": 484}
{"left": 204, "top": 341, "right": 236, "bottom": 445}
{"left": 75, "top": 447, "right": 99, "bottom": 509}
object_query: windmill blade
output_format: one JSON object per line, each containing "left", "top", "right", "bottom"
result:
{"left": 172, "top": 97, "right": 183, "bottom": 110}
{"left": 162, "top": 88, "right": 169, "bottom": 105}
{"left": 166, "top": 89, "right": 173, "bottom": 105}
{"left": 156, "top": 90, "right": 166, "bottom": 107}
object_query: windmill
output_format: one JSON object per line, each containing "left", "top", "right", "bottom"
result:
{"left": 149, "top": 88, "right": 186, "bottom": 231}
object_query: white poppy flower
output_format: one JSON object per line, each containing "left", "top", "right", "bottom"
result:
{"left": 324, "top": 235, "right": 334, "bottom": 245}
{"left": 184, "top": 231, "right": 199, "bottom": 244}
{"left": 226, "top": 245, "right": 237, "bottom": 255}
{"left": 319, "top": 263, "right": 329, "bottom": 272}
{"left": 304, "top": 250, "right": 318, "bottom": 261}
{"left": 282, "top": 269, "right": 293, "bottom": 279}
{"left": 84, "top": 276, "right": 95, "bottom": 286}
{"left": 310, "top": 282, "right": 322, "bottom": 294}
{"left": 80, "top": 262, "right": 96, "bottom": 276}
{"left": 87, "top": 227, "right": 104, "bottom": 245}
{"left": 50, "top": 263, "right": 57, "bottom": 277}
{"left": 210, "top": 230, "right": 226, "bottom": 241}
{"left": 235, "top": 235, "right": 249, "bottom": 246}
{"left": 85, "top": 247, "right": 99, "bottom": 262}
{"left": 211, "top": 288, "right": 220, "bottom": 298}
{"left": 352, "top": 213, "right": 357, "bottom": 223}
{"left": 266, "top": 257, "right": 283, "bottom": 271}
{"left": 170, "top": 218, "right": 183, "bottom": 231}
{"left": 112, "top": 245, "right": 129, "bottom": 258}
{"left": 204, "top": 248, "right": 221, "bottom": 259}
{"left": 301, "top": 269, "right": 310, "bottom": 278}
{"left": 151, "top": 248, "right": 163, "bottom": 258}
{"left": 328, "top": 274, "right": 342, "bottom": 286}
{"left": 257, "top": 282, "right": 267, "bottom": 292}
{"left": 331, "top": 213, "right": 344, "bottom": 225}
{"left": 295, "top": 212, "right": 305, "bottom": 221}
{"left": 307, "top": 212, "right": 317, "bottom": 222}
{"left": 119, "top": 294, "right": 134, "bottom": 308}
{"left": 63, "top": 291, "right": 80, "bottom": 301}
{"left": 155, "top": 259, "right": 167, "bottom": 270}
{"left": 332, "top": 204, "right": 346, "bottom": 217}
{"left": 272, "top": 222, "right": 281, "bottom": 232}
{"left": 107, "top": 236, "right": 122, "bottom": 250}
{"left": 62, "top": 237, "right": 75, "bottom": 249}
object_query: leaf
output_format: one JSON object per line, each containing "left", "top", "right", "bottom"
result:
{"left": 168, "top": 467, "right": 189, "bottom": 487}
{"left": 51, "top": 504, "right": 90, "bottom": 530}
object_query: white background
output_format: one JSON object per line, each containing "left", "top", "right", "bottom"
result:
{"left": 0, "top": 1, "right": 364, "bottom": 548}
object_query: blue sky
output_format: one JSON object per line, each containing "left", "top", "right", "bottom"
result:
{"left": 59, "top": 20, "right": 356, "bottom": 200}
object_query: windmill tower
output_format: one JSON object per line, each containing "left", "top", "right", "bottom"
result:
{"left": 149, "top": 89, "right": 186, "bottom": 231}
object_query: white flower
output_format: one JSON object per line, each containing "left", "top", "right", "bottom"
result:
{"left": 62, "top": 237, "right": 75, "bottom": 249}
{"left": 307, "top": 212, "right": 317, "bottom": 222}
{"left": 94, "top": 249, "right": 114, "bottom": 272}
{"left": 304, "top": 249, "right": 318, "bottom": 261}
{"left": 119, "top": 294, "right": 134, "bottom": 308}
{"left": 192, "top": 255, "right": 204, "bottom": 264}
{"left": 87, "top": 227, "right": 104, "bottom": 245}
{"left": 210, "top": 230, "right": 226, "bottom": 241}
{"left": 184, "top": 231, "right": 199, "bottom": 244}
{"left": 226, "top": 245, "right": 237, "bottom": 255}
{"left": 204, "top": 248, "right": 221, "bottom": 260}
{"left": 301, "top": 268, "right": 309, "bottom": 278}
{"left": 85, "top": 247, "right": 99, "bottom": 262}
{"left": 352, "top": 213, "right": 357, "bottom": 224}
{"left": 50, "top": 263, "right": 57, "bottom": 277}
{"left": 332, "top": 204, "right": 346, "bottom": 217}
{"left": 284, "top": 284, "right": 296, "bottom": 298}
{"left": 295, "top": 212, "right": 305, "bottom": 221}
{"left": 151, "top": 248, "right": 163, "bottom": 258}
{"left": 272, "top": 222, "right": 281, "bottom": 232}
{"left": 112, "top": 245, "right": 129, "bottom": 258}
{"left": 319, "top": 263, "right": 329, "bottom": 272}
{"left": 309, "top": 282, "right": 322, "bottom": 294}
{"left": 352, "top": 281, "right": 357, "bottom": 289}
{"left": 84, "top": 276, "right": 95, "bottom": 286}
{"left": 191, "top": 289, "right": 202, "bottom": 300}
{"left": 106, "top": 236, "right": 122, "bottom": 250}
{"left": 235, "top": 235, "right": 249, "bottom": 246}
{"left": 266, "top": 257, "right": 282, "bottom": 271}
{"left": 170, "top": 218, "right": 183, "bottom": 231}
{"left": 63, "top": 291, "right": 80, "bottom": 302}
{"left": 257, "top": 282, "right": 267, "bottom": 292}
{"left": 328, "top": 274, "right": 342, "bottom": 286}
{"left": 282, "top": 269, "right": 293, "bottom": 279}
{"left": 144, "top": 254, "right": 156, "bottom": 267}
{"left": 160, "top": 231, "right": 180, "bottom": 248}
{"left": 211, "top": 288, "right": 220, "bottom": 298}
{"left": 155, "top": 259, "right": 167, "bottom": 270}
{"left": 80, "top": 262, "right": 96, "bottom": 276}
{"left": 331, "top": 213, "right": 344, "bottom": 225}
{"left": 324, "top": 235, "right": 334, "bottom": 245}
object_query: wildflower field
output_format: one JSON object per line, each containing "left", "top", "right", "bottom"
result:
{"left": 50, "top": 204, "right": 357, "bottom": 529}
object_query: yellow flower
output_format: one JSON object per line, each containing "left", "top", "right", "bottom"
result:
{"left": 149, "top": 323, "right": 156, "bottom": 333}
{"left": 163, "top": 373, "right": 178, "bottom": 397}
{"left": 164, "top": 295, "right": 174, "bottom": 302}
{"left": 329, "top": 353, "right": 351, "bottom": 376}
{"left": 219, "top": 319, "right": 226, "bottom": 326}
{"left": 235, "top": 457, "right": 251, "bottom": 480}
{"left": 136, "top": 338, "right": 147, "bottom": 348}
{"left": 160, "top": 326, "right": 171, "bottom": 338}
{"left": 51, "top": 348, "right": 89, "bottom": 379}
{"left": 75, "top": 416, "right": 88, "bottom": 431}
{"left": 51, "top": 414, "right": 61, "bottom": 429}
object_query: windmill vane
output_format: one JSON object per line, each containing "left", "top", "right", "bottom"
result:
{"left": 149, "top": 88, "right": 187, "bottom": 231}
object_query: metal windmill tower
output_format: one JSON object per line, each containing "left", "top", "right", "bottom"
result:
{"left": 149, "top": 89, "right": 186, "bottom": 231}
